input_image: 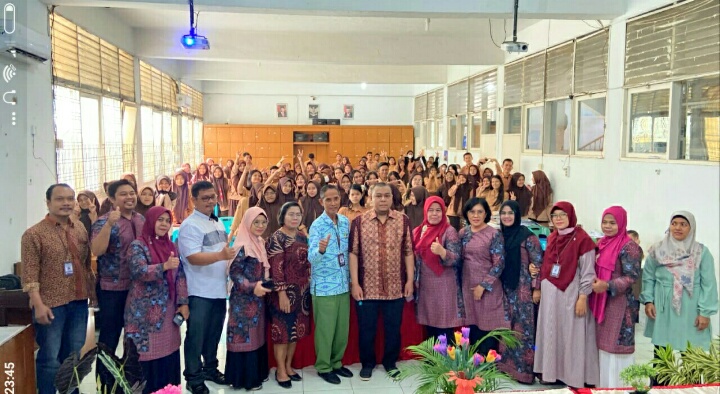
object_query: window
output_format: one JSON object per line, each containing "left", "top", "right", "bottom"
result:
{"left": 627, "top": 88, "right": 670, "bottom": 156}
{"left": 459, "top": 115, "right": 468, "bottom": 149}
{"left": 414, "top": 94, "right": 428, "bottom": 122}
{"left": 55, "top": 86, "right": 82, "bottom": 189}
{"left": 79, "top": 96, "right": 101, "bottom": 191}
{"left": 447, "top": 80, "right": 469, "bottom": 117}
{"left": 505, "top": 107, "right": 521, "bottom": 134}
{"left": 679, "top": 77, "right": 720, "bottom": 161}
{"left": 194, "top": 119, "right": 204, "bottom": 164}
{"left": 525, "top": 105, "right": 544, "bottom": 151}
{"left": 471, "top": 115, "right": 481, "bottom": 148}
{"left": 428, "top": 121, "right": 437, "bottom": 149}
{"left": 101, "top": 98, "right": 123, "bottom": 181}
{"left": 121, "top": 105, "right": 137, "bottom": 174}
{"left": 544, "top": 99, "right": 572, "bottom": 154}
{"left": 141, "top": 106, "right": 155, "bottom": 181}
{"left": 162, "top": 112, "right": 173, "bottom": 175}
{"left": 448, "top": 117, "right": 458, "bottom": 148}
{"left": 576, "top": 97, "right": 606, "bottom": 152}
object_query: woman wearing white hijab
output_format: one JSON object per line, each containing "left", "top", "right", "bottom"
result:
{"left": 640, "top": 211, "right": 718, "bottom": 352}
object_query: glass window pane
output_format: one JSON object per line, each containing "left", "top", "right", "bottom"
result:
{"left": 80, "top": 96, "right": 100, "bottom": 191}
{"left": 141, "top": 106, "right": 155, "bottom": 182}
{"left": 680, "top": 77, "right": 720, "bottom": 161}
{"left": 486, "top": 110, "right": 497, "bottom": 134}
{"left": 544, "top": 99, "right": 572, "bottom": 154}
{"left": 471, "top": 114, "right": 482, "bottom": 148}
{"left": 628, "top": 89, "right": 669, "bottom": 154}
{"left": 121, "top": 106, "right": 137, "bottom": 174}
{"left": 577, "top": 98, "right": 606, "bottom": 152}
{"left": 505, "top": 107, "right": 521, "bottom": 134}
{"left": 429, "top": 121, "right": 436, "bottom": 149}
{"left": 54, "top": 86, "right": 83, "bottom": 189}
{"left": 448, "top": 117, "right": 457, "bottom": 148}
{"left": 153, "top": 111, "right": 163, "bottom": 176}
{"left": 460, "top": 115, "right": 467, "bottom": 149}
{"left": 102, "top": 98, "right": 123, "bottom": 183}
{"left": 526, "top": 106, "right": 544, "bottom": 150}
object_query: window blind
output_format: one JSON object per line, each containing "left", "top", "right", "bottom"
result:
{"left": 574, "top": 29, "right": 609, "bottom": 94}
{"left": 119, "top": 50, "right": 135, "bottom": 101}
{"left": 77, "top": 27, "right": 102, "bottom": 93}
{"left": 141, "top": 61, "right": 181, "bottom": 112}
{"left": 100, "top": 40, "right": 120, "bottom": 98}
{"left": 625, "top": 0, "right": 720, "bottom": 86}
{"left": 630, "top": 89, "right": 670, "bottom": 115}
{"left": 414, "top": 94, "right": 428, "bottom": 121}
{"left": 447, "top": 79, "right": 469, "bottom": 116}
{"left": 433, "top": 88, "right": 444, "bottom": 120}
{"left": 427, "top": 91, "right": 437, "bottom": 120}
{"left": 470, "top": 69, "right": 498, "bottom": 112}
{"left": 545, "top": 43, "right": 574, "bottom": 100}
{"left": 522, "top": 53, "right": 546, "bottom": 103}
{"left": 504, "top": 60, "right": 523, "bottom": 106}
{"left": 161, "top": 73, "right": 176, "bottom": 112}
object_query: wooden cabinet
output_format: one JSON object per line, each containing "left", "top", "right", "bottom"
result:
{"left": 0, "top": 325, "right": 35, "bottom": 394}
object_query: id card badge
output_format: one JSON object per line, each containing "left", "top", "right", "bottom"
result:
{"left": 550, "top": 263, "right": 561, "bottom": 278}
{"left": 338, "top": 254, "right": 346, "bottom": 267}
{"left": 64, "top": 261, "right": 74, "bottom": 276}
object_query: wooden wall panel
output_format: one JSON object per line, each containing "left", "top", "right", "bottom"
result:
{"left": 204, "top": 127, "right": 217, "bottom": 143}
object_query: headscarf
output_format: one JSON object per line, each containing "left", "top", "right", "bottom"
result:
{"left": 121, "top": 172, "right": 138, "bottom": 188}
{"left": 452, "top": 174, "right": 473, "bottom": 214}
{"left": 249, "top": 182, "right": 263, "bottom": 208}
{"left": 278, "top": 177, "right": 297, "bottom": 204}
{"left": 155, "top": 175, "right": 177, "bottom": 205}
{"left": 191, "top": 163, "right": 211, "bottom": 184}
{"left": 405, "top": 187, "right": 429, "bottom": 231}
{"left": 77, "top": 190, "right": 100, "bottom": 235}
{"left": 648, "top": 211, "right": 703, "bottom": 315}
{"left": 412, "top": 196, "right": 450, "bottom": 277}
{"left": 508, "top": 173, "right": 532, "bottom": 217}
{"left": 300, "top": 181, "right": 324, "bottom": 229}
{"left": 136, "top": 186, "right": 156, "bottom": 217}
{"left": 589, "top": 206, "right": 632, "bottom": 323}
{"left": 256, "top": 185, "right": 282, "bottom": 238}
{"left": 499, "top": 201, "right": 534, "bottom": 290}
{"left": 438, "top": 173, "right": 456, "bottom": 208}
{"left": 172, "top": 170, "right": 190, "bottom": 224}
{"left": 540, "top": 202, "right": 596, "bottom": 291}
{"left": 466, "top": 165, "right": 480, "bottom": 190}
{"left": 223, "top": 160, "right": 234, "bottom": 180}
{"left": 210, "top": 167, "right": 229, "bottom": 207}
{"left": 532, "top": 170, "right": 553, "bottom": 218}
{"left": 138, "top": 206, "right": 178, "bottom": 303}
{"left": 233, "top": 206, "right": 270, "bottom": 275}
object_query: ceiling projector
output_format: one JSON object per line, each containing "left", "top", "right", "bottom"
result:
{"left": 502, "top": 41, "right": 529, "bottom": 53}
{"left": 182, "top": 32, "right": 210, "bottom": 50}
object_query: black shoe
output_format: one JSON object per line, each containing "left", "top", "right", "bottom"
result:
{"left": 204, "top": 369, "right": 227, "bottom": 385}
{"left": 318, "top": 371, "right": 341, "bottom": 384}
{"left": 333, "top": 367, "right": 354, "bottom": 378}
{"left": 187, "top": 382, "right": 209, "bottom": 394}
{"left": 384, "top": 364, "right": 399, "bottom": 379}
{"left": 275, "top": 372, "right": 292, "bottom": 389}
{"left": 359, "top": 366, "right": 373, "bottom": 381}
{"left": 287, "top": 372, "right": 302, "bottom": 382}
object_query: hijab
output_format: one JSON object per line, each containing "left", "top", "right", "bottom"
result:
{"left": 155, "top": 175, "right": 177, "bottom": 205}
{"left": 412, "top": 196, "right": 450, "bottom": 277}
{"left": 77, "top": 190, "right": 100, "bottom": 235}
{"left": 540, "top": 202, "right": 596, "bottom": 291}
{"left": 233, "top": 206, "right": 270, "bottom": 275}
{"left": 452, "top": 174, "right": 473, "bottom": 214}
{"left": 499, "top": 201, "right": 534, "bottom": 290}
{"left": 121, "top": 172, "right": 138, "bottom": 188}
{"left": 138, "top": 206, "right": 178, "bottom": 302}
{"left": 532, "top": 170, "right": 553, "bottom": 217}
{"left": 172, "top": 170, "right": 190, "bottom": 224}
{"left": 438, "top": 173, "right": 456, "bottom": 208}
{"left": 589, "top": 206, "right": 632, "bottom": 323}
{"left": 256, "top": 185, "right": 282, "bottom": 238}
{"left": 210, "top": 167, "right": 229, "bottom": 207}
{"left": 136, "top": 186, "right": 156, "bottom": 217}
{"left": 405, "top": 187, "right": 429, "bottom": 231}
{"left": 509, "top": 173, "right": 532, "bottom": 217}
{"left": 648, "top": 211, "right": 703, "bottom": 315}
{"left": 191, "top": 163, "right": 211, "bottom": 184}
{"left": 278, "top": 177, "right": 297, "bottom": 204}
{"left": 300, "top": 181, "right": 324, "bottom": 229}
{"left": 466, "top": 165, "right": 480, "bottom": 190}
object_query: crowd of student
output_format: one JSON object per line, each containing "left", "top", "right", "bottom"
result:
{"left": 20, "top": 149, "right": 718, "bottom": 394}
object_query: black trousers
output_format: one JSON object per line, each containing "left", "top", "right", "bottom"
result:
{"left": 356, "top": 298, "right": 404, "bottom": 369}
{"left": 183, "top": 296, "right": 227, "bottom": 385}
{"left": 469, "top": 325, "right": 499, "bottom": 357}
{"left": 96, "top": 287, "right": 129, "bottom": 388}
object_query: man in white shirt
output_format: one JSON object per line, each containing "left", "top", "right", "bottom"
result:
{"left": 178, "top": 181, "right": 235, "bottom": 394}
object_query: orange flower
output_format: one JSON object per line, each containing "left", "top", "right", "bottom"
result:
{"left": 447, "top": 346, "right": 456, "bottom": 360}
{"left": 447, "top": 371, "right": 483, "bottom": 394}
{"left": 454, "top": 331, "right": 462, "bottom": 345}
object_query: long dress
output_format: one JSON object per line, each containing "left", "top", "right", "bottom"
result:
{"left": 533, "top": 251, "right": 599, "bottom": 388}
{"left": 267, "top": 230, "right": 311, "bottom": 344}
{"left": 415, "top": 226, "right": 463, "bottom": 336}
{"left": 498, "top": 236, "right": 544, "bottom": 384}
{"left": 124, "top": 241, "right": 188, "bottom": 394}
{"left": 596, "top": 241, "right": 642, "bottom": 388}
{"left": 640, "top": 246, "right": 718, "bottom": 351}
{"left": 224, "top": 247, "right": 270, "bottom": 389}
{"left": 459, "top": 226, "right": 510, "bottom": 352}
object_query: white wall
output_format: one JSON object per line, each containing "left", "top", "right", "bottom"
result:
{"left": 419, "top": 2, "right": 720, "bottom": 334}
{"left": 203, "top": 81, "right": 415, "bottom": 125}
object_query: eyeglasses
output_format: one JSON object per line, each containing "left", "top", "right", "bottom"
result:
{"left": 499, "top": 211, "right": 515, "bottom": 216}
{"left": 550, "top": 213, "right": 568, "bottom": 219}
{"left": 198, "top": 195, "right": 218, "bottom": 202}
{"left": 252, "top": 221, "right": 268, "bottom": 227}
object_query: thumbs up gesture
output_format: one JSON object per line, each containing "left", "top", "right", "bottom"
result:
{"left": 319, "top": 234, "right": 331, "bottom": 254}
{"left": 108, "top": 206, "right": 121, "bottom": 226}
{"left": 430, "top": 237, "right": 446, "bottom": 258}
{"left": 163, "top": 252, "right": 180, "bottom": 271}
{"left": 220, "top": 242, "right": 235, "bottom": 261}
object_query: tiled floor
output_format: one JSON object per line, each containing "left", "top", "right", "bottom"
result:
{"left": 77, "top": 311, "right": 656, "bottom": 393}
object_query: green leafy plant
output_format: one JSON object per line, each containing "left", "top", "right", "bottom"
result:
{"left": 620, "top": 363, "right": 656, "bottom": 393}
{"left": 96, "top": 337, "right": 146, "bottom": 394}
{"left": 653, "top": 335, "right": 720, "bottom": 386}
{"left": 394, "top": 327, "right": 520, "bottom": 394}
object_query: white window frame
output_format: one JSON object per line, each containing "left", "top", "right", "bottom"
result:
{"left": 573, "top": 93, "right": 607, "bottom": 157}
{"left": 623, "top": 83, "right": 677, "bottom": 160}
{"left": 447, "top": 116, "right": 458, "bottom": 149}
{"left": 522, "top": 103, "right": 544, "bottom": 154}
{"left": 543, "top": 98, "right": 574, "bottom": 156}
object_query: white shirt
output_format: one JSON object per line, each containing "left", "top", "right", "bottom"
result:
{"left": 178, "top": 210, "right": 228, "bottom": 299}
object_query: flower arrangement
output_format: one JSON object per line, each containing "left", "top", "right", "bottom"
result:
{"left": 620, "top": 363, "right": 656, "bottom": 394}
{"left": 151, "top": 385, "right": 182, "bottom": 394}
{"left": 394, "top": 327, "right": 519, "bottom": 394}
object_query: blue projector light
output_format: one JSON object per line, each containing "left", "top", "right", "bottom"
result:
{"left": 181, "top": 33, "right": 210, "bottom": 50}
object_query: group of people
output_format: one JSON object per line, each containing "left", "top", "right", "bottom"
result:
{"left": 20, "top": 148, "right": 718, "bottom": 394}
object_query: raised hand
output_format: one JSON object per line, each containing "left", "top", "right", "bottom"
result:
{"left": 220, "top": 242, "right": 235, "bottom": 260}
{"left": 163, "top": 252, "right": 180, "bottom": 271}
{"left": 107, "top": 206, "right": 121, "bottom": 226}
{"left": 509, "top": 192, "right": 516, "bottom": 201}
{"left": 430, "top": 237, "right": 445, "bottom": 257}
{"left": 319, "top": 234, "right": 331, "bottom": 254}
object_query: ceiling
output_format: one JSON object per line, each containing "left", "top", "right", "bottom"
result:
{"left": 46, "top": 0, "right": 629, "bottom": 86}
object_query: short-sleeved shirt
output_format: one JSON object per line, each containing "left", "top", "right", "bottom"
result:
{"left": 177, "top": 210, "right": 228, "bottom": 299}
{"left": 307, "top": 212, "right": 350, "bottom": 296}
{"left": 92, "top": 211, "right": 145, "bottom": 291}
{"left": 349, "top": 210, "right": 413, "bottom": 300}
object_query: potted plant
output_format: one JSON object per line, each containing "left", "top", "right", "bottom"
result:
{"left": 620, "top": 363, "right": 656, "bottom": 394}
{"left": 394, "top": 327, "right": 519, "bottom": 394}
{"left": 653, "top": 335, "right": 720, "bottom": 385}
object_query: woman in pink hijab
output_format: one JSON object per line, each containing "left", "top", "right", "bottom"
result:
{"left": 224, "top": 207, "right": 273, "bottom": 390}
{"left": 589, "top": 206, "right": 642, "bottom": 388}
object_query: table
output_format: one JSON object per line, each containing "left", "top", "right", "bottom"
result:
{"left": 0, "top": 325, "right": 36, "bottom": 394}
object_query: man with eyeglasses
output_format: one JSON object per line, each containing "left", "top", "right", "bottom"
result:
{"left": 178, "top": 181, "right": 236, "bottom": 394}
